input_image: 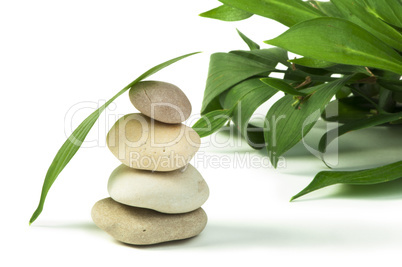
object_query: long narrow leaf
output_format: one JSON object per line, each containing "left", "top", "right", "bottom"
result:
{"left": 222, "top": 78, "right": 277, "bottom": 148}
{"left": 199, "top": 4, "right": 252, "bottom": 21}
{"left": 291, "top": 160, "right": 402, "bottom": 201}
{"left": 264, "top": 76, "right": 350, "bottom": 167}
{"left": 219, "top": 0, "right": 324, "bottom": 27}
{"left": 192, "top": 108, "right": 234, "bottom": 138}
{"left": 201, "top": 50, "right": 282, "bottom": 114}
{"left": 363, "top": 0, "right": 402, "bottom": 28}
{"left": 236, "top": 29, "right": 260, "bottom": 50}
{"left": 260, "top": 77, "right": 308, "bottom": 96}
{"left": 29, "top": 52, "right": 200, "bottom": 224}
{"left": 331, "top": 0, "right": 402, "bottom": 51}
{"left": 265, "top": 17, "right": 402, "bottom": 75}
{"left": 310, "top": 1, "right": 343, "bottom": 18}
{"left": 318, "top": 112, "right": 402, "bottom": 154}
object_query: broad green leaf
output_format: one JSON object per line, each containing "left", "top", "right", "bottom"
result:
{"left": 192, "top": 108, "right": 234, "bottom": 138}
{"left": 222, "top": 78, "right": 277, "bottom": 148}
{"left": 265, "top": 17, "right": 402, "bottom": 75}
{"left": 291, "top": 160, "right": 402, "bottom": 201}
{"left": 199, "top": 4, "right": 252, "bottom": 21}
{"left": 260, "top": 77, "right": 308, "bottom": 96}
{"left": 325, "top": 65, "right": 369, "bottom": 75}
{"left": 378, "top": 87, "right": 395, "bottom": 113}
{"left": 363, "top": 0, "right": 402, "bottom": 28}
{"left": 323, "top": 97, "right": 374, "bottom": 123}
{"left": 318, "top": 112, "right": 402, "bottom": 154}
{"left": 378, "top": 80, "right": 402, "bottom": 93}
{"left": 331, "top": 0, "right": 402, "bottom": 51}
{"left": 230, "top": 48, "right": 290, "bottom": 67}
{"left": 29, "top": 52, "right": 200, "bottom": 225}
{"left": 284, "top": 67, "right": 335, "bottom": 84}
{"left": 201, "top": 49, "right": 285, "bottom": 114}
{"left": 335, "top": 86, "right": 351, "bottom": 99}
{"left": 245, "top": 124, "right": 265, "bottom": 149}
{"left": 236, "top": 29, "right": 260, "bottom": 50}
{"left": 310, "top": 1, "right": 343, "bottom": 17}
{"left": 289, "top": 57, "right": 336, "bottom": 68}
{"left": 264, "top": 76, "right": 350, "bottom": 167}
{"left": 219, "top": 0, "right": 324, "bottom": 27}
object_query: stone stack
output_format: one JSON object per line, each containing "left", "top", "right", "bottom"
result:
{"left": 91, "top": 81, "right": 208, "bottom": 245}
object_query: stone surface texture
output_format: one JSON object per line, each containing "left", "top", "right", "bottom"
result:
{"left": 91, "top": 198, "right": 208, "bottom": 245}
{"left": 107, "top": 113, "right": 200, "bottom": 171}
{"left": 108, "top": 164, "right": 209, "bottom": 213}
{"left": 129, "top": 81, "right": 191, "bottom": 124}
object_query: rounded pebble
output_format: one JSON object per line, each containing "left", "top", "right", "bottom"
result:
{"left": 129, "top": 81, "right": 191, "bottom": 124}
{"left": 107, "top": 113, "right": 200, "bottom": 171}
{"left": 108, "top": 164, "right": 209, "bottom": 213}
{"left": 91, "top": 198, "right": 208, "bottom": 245}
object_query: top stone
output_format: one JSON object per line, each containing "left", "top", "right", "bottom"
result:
{"left": 129, "top": 81, "right": 192, "bottom": 124}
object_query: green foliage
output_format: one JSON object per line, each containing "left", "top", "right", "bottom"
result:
{"left": 265, "top": 76, "right": 351, "bottom": 167}
{"left": 201, "top": 0, "right": 402, "bottom": 199}
{"left": 218, "top": 0, "right": 323, "bottom": 27}
{"left": 236, "top": 29, "right": 260, "bottom": 50}
{"left": 265, "top": 17, "right": 402, "bottom": 75}
{"left": 201, "top": 49, "right": 284, "bottom": 114}
{"left": 29, "top": 52, "right": 200, "bottom": 224}
{"left": 291, "top": 160, "right": 402, "bottom": 201}
{"left": 199, "top": 4, "right": 252, "bottom": 21}
{"left": 193, "top": 108, "right": 235, "bottom": 138}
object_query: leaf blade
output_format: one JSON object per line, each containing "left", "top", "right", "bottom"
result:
{"left": 318, "top": 112, "right": 402, "bottom": 154}
{"left": 236, "top": 29, "right": 260, "bottom": 50}
{"left": 222, "top": 78, "right": 277, "bottom": 148}
{"left": 192, "top": 108, "right": 234, "bottom": 138}
{"left": 331, "top": 0, "right": 402, "bottom": 51}
{"left": 265, "top": 17, "right": 402, "bottom": 75}
{"left": 264, "top": 76, "right": 350, "bottom": 167}
{"left": 260, "top": 77, "right": 308, "bottom": 96}
{"left": 219, "top": 0, "right": 323, "bottom": 27}
{"left": 291, "top": 160, "right": 402, "bottom": 201}
{"left": 199, "top": 4, "right": 253, "bottom": 21}
{"left": 201, "top": 50, "right": 282, "bottom": 114}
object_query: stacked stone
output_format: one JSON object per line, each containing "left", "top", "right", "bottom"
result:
{"left": 91, "top": 81, "right": 209, "bottom": 245}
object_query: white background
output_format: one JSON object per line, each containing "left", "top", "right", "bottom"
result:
{"left": 2, "top": 1, "right": 402, "bottom": 266}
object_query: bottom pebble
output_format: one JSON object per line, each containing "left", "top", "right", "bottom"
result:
{"left": 91, "top": 197, "right": 207, "bottom": 245}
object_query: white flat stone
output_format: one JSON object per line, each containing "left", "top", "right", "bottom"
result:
{"left": 108, "top": 163, "right": 209, "bottom": 214}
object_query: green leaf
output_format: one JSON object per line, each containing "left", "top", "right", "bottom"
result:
{"left": 219, "top": 0, "right": 324, "bottom": 27}
{"left": 201, "top": 49, "right": 285, "bottom": 114}
{"left": 322, "top": 97, "right": 374, "bottom": 123}
{"left": 331, "top": 0, "right": 402, "bottom": 51}
{"left": 221, "top": 78, "right": 277, "bottom": 147}
{"left": 192, "top": 108, "right": 234, "bottom": 138}
{"left": 260, "top": 77, "right": 308, "bottom": 96}
{"left": 199, "top": 4, "right": 253, "bottom": 21}
{"left": 318, "top": 112, "right": 402, "bottom": 155}
{"left": 244, "top": 124, "right": 266, "bottom": 149}
{"left": 265, "top": 17, "right": 402, "bottom": 75}
{"left": 378, "top": 87, "right": 396, "bottom": 113}
{"left": 363, "top": 0, "right": 402, "bottom": 28}
{"left": 29, "top": 52, "right": 200, "bottom": 225}
{"left": 264, "top": 76, "right": 350, "bottom": 167}
{"left": 291, "top": 160, "right": 402, "bottom": 201}
{"left": 236, "top": 29, "right": 260, "bottom": 50}
{"left": 378, "top": 80, "right": 402, "bottom": 93}
{"left": 309, "top": 1, "right": 343, "bottom": 18}
{"left": 230, "top": 48, "right": 290, "bottom": 67}
{"left": 289, "top": 57, "right": 336, "bottom": 68}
